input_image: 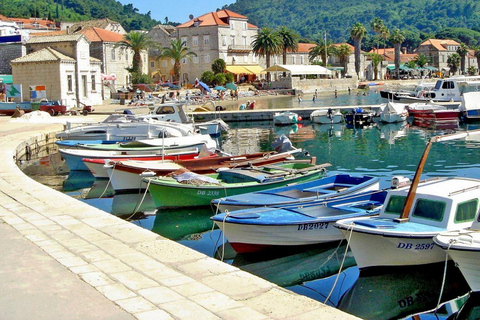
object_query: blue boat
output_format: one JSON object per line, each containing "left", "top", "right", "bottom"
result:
{"left": 211, "top": 174, "right": 380, "bottom": 213}
{"left": 211, "top": 189, "right": 387, "bottom": 253}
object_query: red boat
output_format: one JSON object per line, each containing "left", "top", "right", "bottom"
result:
{"left": 407, "top": 103, "right": 460, "bottom": 122}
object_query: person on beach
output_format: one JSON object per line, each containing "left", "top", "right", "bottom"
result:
{"left": 312, "top": 95, "right": 316, "bottom": 102}
{"left": 298, "top": 94, "right": 302, "bottom": 102}
{"left": 334, "top": 89, "right": 338, "bottom": 98}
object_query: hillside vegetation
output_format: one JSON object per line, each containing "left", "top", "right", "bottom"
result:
{"left": 226, "top": 0, "right": 480, "bottom": 47}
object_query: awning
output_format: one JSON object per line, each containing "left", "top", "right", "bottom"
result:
{"left": 263, "top": 64, "right": 332, "bottom": 75}
{"left": 226, "top": 65, "right": 265, "bottom": 74}
{"left": 0, "top": 74, "right": 13, "bottom": 84}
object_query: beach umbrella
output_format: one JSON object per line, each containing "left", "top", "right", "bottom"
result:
{"left": 226, "top": 82, "right": 237, "bottom": 90}
{"left": 214, "top": 86, "right": 226, "bottom": 91}
{"left": 197, "top": 81, "right": 211, "bottom": 93}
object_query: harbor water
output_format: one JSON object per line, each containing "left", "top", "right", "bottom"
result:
{"left": 27, "top": 91, "right": 480, "bottom": 319}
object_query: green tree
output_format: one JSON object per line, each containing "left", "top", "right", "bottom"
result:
{"left": 157, "top": 39, "right": 197, "bottom": 84}
{"left": 308, "top": 40, "right": 332, "bottom": 67}
{"left": 390, "top": 28, "right": 405, "bottom": 80}
{"left": 225, "top": 73, "right": 235, "bottom": 83}
{"left": 350, "top": 22, "right": 367, "bottom": 78}
{"left": 213, "top": 73, "right": 226, "bottom": 86}
{"left": 332, "top": 44, "right": 351, "bottom": 78}
{"left": 447, "top": 53, "right": 461, "bottom": 76}
{"left": 370, "top": 17, "right": 384, "bottom": 51}
{"left": 468, "top": 65, "right": 477, "bottom": 76}
{"left": 456, "top": 43, "right": 469, "bottom": 75}
{"left": 380, "top": 25, "right": 390, "bottom": 51}
{"left": 252, "top": 27, "right": 282, "bottom": 81}
{"left": 413, "top": 53, "right": 430, "bottom": 68}
{"left": 115, "top": 31, "right": 155, "bottom": 75}
{"left": 212, "top": 58, "right": 226, "bottom": 74}
{"left": 276, "top": 26, "right": 299, "bottom": 76}
{"left": 200, "top": 71, "right": 214, "bottom": 84}
{"left": 367, "top": 52, "right": 383, "bottom": 80}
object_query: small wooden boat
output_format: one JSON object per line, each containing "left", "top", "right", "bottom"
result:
{"left": 59, "top": 146, "right": 202, "bottom": 172}
{"left": 103, "top": 149, "right": 302, "bottom": 192}
{"left": 211, "top": 174, "right": 380, "bottom": 212}
{"left": 211, "top": 189, "right": 387, "bottom": 253}
{"left": 407, "top": 102, "right": 460, "bottom": 122}
{"left": 310, "top": 108, "right": 344, "bottom": 124}
{"left": 273, "top": 111, "right": 302, "bottom": 125}
{"left": 334, "top": 130, "right": 480, "bottom": 271}
{"left": 144, "top": 161, "right": 331, "bottom": 209}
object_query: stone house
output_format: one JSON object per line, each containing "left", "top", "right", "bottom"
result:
{"left": 65, "top": 18, "right": 126, "bottom": 35}
{"left": 77, "top": 27, "right": 148, "bottom": 96}
{"left": 329, "top": 43, "right": 362, "bottom": 78}
{"left": 175, "top": 9, "right": 261, "bottom": 84}
{"left": 416, "top": 39, "right": 460, "bottom": 75}
{"left": 147, "top": 24, "right": 177, "bottom": 84}
{"left": 10, "top": 34, "right": 102, "bottom": 108}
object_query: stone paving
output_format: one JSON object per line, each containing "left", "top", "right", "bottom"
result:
{"left": 0, "top": 115, "right": 359, "bottom": 319}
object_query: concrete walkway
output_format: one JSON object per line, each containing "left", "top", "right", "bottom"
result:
{"left": 0, "top": 115, "right": 359, "bottom": 319}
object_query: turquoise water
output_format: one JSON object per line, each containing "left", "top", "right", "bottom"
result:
{"left": 54, "top": 93, "right": 480, "bottom": 319}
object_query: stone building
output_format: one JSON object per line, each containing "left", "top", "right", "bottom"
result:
{"left": 175, "top": 9, "right": 261, "bottom": 84}
{"left": 11, "top": 34, "right": 102, "bottom": 108}
{"left": 416, "top": 39, "right": 460, "bottom": 75}
{"left": 147, "top": 24, "right": 177, "bottom": 84}
{"left": 66, "top": 18, "right": 126, "bottom": 35}
{"left": 77, "top": 27, "right": 147, "bottom": 96}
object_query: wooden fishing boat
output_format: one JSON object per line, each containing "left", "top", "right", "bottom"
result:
{"left": 144, "top": 161, "right": 331, "bottom": 209}
{"left": 104, "top": 149, "right": 303, "bottom": 192}
{"left": 211, "top": 174, "right": 380, "bottom": 212}
{"left": 211, "top": 189, "right": 387, "bottom": 254}
{"left": 334, "top": 130, "right": 480, "bottom": 271}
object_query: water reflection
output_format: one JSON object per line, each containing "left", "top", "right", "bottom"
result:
{"left": 376, "top": 121, "right": 407, "bottom": 145}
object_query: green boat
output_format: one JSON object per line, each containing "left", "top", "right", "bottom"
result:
{"left": 144, "top": 161, "right": 331, "bottom": 209}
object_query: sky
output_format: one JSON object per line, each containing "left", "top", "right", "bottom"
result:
{"left": 117, "top": 0, "right": 235, "bottom": 24}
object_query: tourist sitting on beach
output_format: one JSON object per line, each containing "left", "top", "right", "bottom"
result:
{"left": 239, "top": 103, "right": 247, "bottom": 110}
{"left": 249, "top": 100, "right": 255, "bottom": 109}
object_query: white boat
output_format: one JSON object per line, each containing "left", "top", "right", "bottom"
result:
{"left": 334, "top": 130, "right": 480, "bottom": 271}
{"left": 310, "top": 109, "right": 344, "bottom": 124}
{"left": 460, "top": 91, "right": 480, "bottom": 122}
{"left": 434, "top": 205, "right": 480, "bottom": 292}
{"left": 273, "top": 111, "right": 302, "bottom": 125}
{"left": 56, "top": 113, "right": 196, "bottom": 141}
{"left": 377, "top": 102, "right": 408, "bottom": 123}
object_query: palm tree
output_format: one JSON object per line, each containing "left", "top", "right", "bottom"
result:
{"left": 332, "top": 44, "right": 351, "bottom": 78}
{"left": 370, "top": 17, "right": 384, "bottom": 52}
{"left": 157, "top": 39, "right": 197, "bottom": 84}
{"left": 447, "top": 53, "right": 461, "bottom": 76}
{"left": 380, "top": 25, "right": 390, "bottom": 52}
{"left": 367, "top": 53, "right": 383, "bottom": 80}
{"left": 456, "top": 43, "right": 469, "bottom": 75}
{"left": 350, "top": 22, "right": 367, "bottom": 79}
{"left": 276, "top": 26, "right": 299, "bottom": 77}
{"left": 252, "top": 27, "right": 282, "bottom": 81}
{"left": 115, "top": 31, "right": 156, "bottom": 74}
{"left": 308, "top": 40, "right": 332, "bottom": 67}
{"left": 413, "top": 53, "right": 429, "bottom": 68}
{"left": 389, "top": 28, "right": 405, "bottom": 80}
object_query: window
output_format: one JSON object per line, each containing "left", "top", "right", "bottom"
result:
{"left": 300, "top": 55, "right": 305, "bottom": 64}
{"left": 150, "top": 61, "right": 155, "bottom": 68}
{"left": 442, "top": 81, "right": 455, "bottom": 89}
{"left": 412, "top": 198, "right": 446, "bottom": 222}
{"left": 231, "top": 36, "right": 235, "bottom": 46}
{"left": 192, "top": 36, "right": 198, "bottom": 47}
{"left": 203, "top": 35, "right": 210, "bottom": 47}
{"left": 243, "top": 36, "right": 247, "bottom": 46}
{"left": 222, "top": 36, "right": 227, "bottom": 46}
{"left": 162, "top": 60, "right": 167, "bottom": 67}
{"left": 455, "top": 199, "right": 478, "bottom": 223}
{"left": 125, "top": 50, "right": 128, "bottom": 61}
{"left": 91, "top": 75, "right": 96, "bottom": 91}
{"left": 243, "top": 22, "right": 247, "bottom": 30}
{"left": 193, "top": 56, "right": 199, "bottom": 64}
{"left": 67, "top": 75, "right": 73, "bottom": 92}
{"left": 82, "top": 75, "right": 87, "bottom": 97}
{"left": 292, "top": 56, "right": 296, "bottom": 64}
{"left": 181, "top": 37, "right": 187, "bottom": 45}
{"left": 204, "top": 54, "right": 210, "bottom": 63}
{"left": 384, "top": 195, "right": 406, "bottom": 215}
{"left": 111, "top": 48, "right": 115, "bottom": 61}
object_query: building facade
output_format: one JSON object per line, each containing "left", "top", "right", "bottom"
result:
{"left": 11, "top": 34, "right": 102, "bottom": 108}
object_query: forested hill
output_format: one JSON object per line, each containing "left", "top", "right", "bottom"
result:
{"left": 225, "top": 0, "right": 480, "bottom": 45}
{"left": 0, "top": 0, "right": 162, "bottom": 31}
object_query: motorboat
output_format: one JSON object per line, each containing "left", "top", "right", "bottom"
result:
{"left": 273, "top": 111, "right": 302, "bottom": 125}
{"left": 345, "top": 108, "right": 375, "bottom": 127}
{"left": 334, "top": 130, "right": 480, "bottom": 271}
{"left": 211, "top": 189, "right": 387, "bottom": 254}
{"left": 377, "top": 102, "right": 408, "bottom": 123}
{"left": 211, "top": 174, "right": 380, "bottom": 212}
{"left": 310, "top": 108, "right": 344, "bottom": 124}
{"left": 460, "top": 91, "right": 480, "bottom": 122}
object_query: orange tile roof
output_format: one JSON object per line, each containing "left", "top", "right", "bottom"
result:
{"left": 369, "top": 48, "right": 395, "bottom": 55}
{"left": 177, "top": 9, "right": 256, "bottom": 28}
{"left": 288, "top": 43, "right": 316, "bottom": 53}
{"left": 6, "top": 17, "right": 58, "bottom": 30}
{"left": 77, "top": 27, "right": 125, "bottom": 42}
{"left": 30, "top": 30, "right": 67, "bottom": 37}
{"left": 419, "top": 39, "right": 460, "bottom": 51}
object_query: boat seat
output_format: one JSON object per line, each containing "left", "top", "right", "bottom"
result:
{"left": 331, "top": 200, "right": 383, "bottom": 213}
{"left": 352, "top": 218, "right": 397, "bottom": 229}
{"left": 275, "top": 189, "right": 319, "bottom": 198}
{"left": 303, "top": 183, "right": 353, "bottom": 193}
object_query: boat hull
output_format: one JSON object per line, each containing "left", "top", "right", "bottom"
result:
{"left": 147, "top": 169, "right": 325, "bottom": 208}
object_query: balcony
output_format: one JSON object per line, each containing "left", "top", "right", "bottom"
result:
{"left": 228, "top": 45, "right": 252, "bottom": 53}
